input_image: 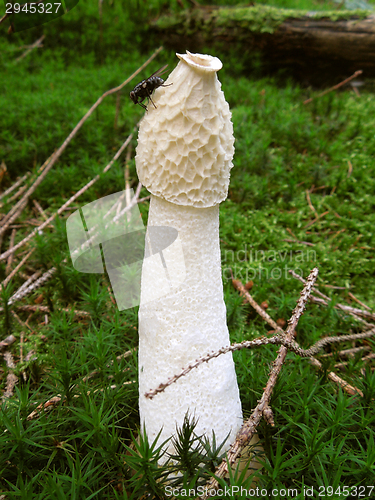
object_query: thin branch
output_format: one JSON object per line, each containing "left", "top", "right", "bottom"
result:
{"left": 0, "top": 335, "right": 16, "bottom": 352}
{"left": 1, "top": 249, "right": 35, "bottom": 289}
{"left": 15, "top": 304, "right": 90, "bottom": 318}
{"left": 0, "top": 173, "right": 29, "bottom": 202}
{"left": 283, "top": 238, "right": 315, "bottom": 247}
{"left": 5, "top": 228, "right": 16, "bottom": 275}
{"left": 348, "top": 291, "right": 372, "bottom": 311}
{"left": 305, "top": 189, "right": 318, "bottom": 218}
{"left": 304, "top": 210, "right": 329, "bottom": 229}
{"left": 15, "top": 34, "right": 44, "bottom": 62}
{"left": 289, "top": 270, "right": 375, "bottom": 322}
{"left": 201, "top": 268, "right": 319, "bottom": 497}
{"left": 146, "top": 269, "right": 375, "bottom": 400}
{"left": 32, "top": 199, "right": 48, "bottom": 221}
{"left": 0, "top": 46, "right": 163, "bottom": 260}
{"left": 7, "top": 271, "right": 41, "bottom": 304}
{"left": 309, "top": 357, "right": 364, "bottom": 397}
{"left": 303, "top": 70, "right": 363, "bottom": 105}
{"left": 0, "top": 129, "right": 134, "bottom": 262}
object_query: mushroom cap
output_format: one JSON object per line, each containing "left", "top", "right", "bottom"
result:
{"left": 135, "top": 51, "right": 235, "bottom": 208}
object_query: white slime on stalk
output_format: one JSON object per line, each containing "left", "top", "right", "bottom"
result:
{"left": 136, "top": 51, "right": 243, "bottom": 458}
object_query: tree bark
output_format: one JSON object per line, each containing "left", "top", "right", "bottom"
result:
{"left": 151, "top": 5, "right": 375, "bottom": 80}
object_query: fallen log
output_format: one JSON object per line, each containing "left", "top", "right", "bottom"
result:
{"left": 151, "top": 5, "right": 375, "bottom": 80}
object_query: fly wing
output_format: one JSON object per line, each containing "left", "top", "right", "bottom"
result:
{"left": 148, "top": 64, "right": 169, "bottom": 79}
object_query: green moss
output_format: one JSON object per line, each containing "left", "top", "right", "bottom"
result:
{"left": 155, "top": 5, "right": 371, "bottom": 35}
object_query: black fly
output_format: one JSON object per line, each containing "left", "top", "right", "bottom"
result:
{"left": 130, "top": 65, "right": 172, "bottom": 111}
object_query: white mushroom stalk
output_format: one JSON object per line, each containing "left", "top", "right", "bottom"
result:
{"left": 136, "top": 51, "right": 243, "bottom": 459}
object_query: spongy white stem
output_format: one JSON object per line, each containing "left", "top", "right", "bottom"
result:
{"left": 138, "top": 194, "right": 243, "bottom": 457}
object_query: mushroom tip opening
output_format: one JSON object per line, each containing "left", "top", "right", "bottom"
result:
{"left": 176, "top": 50, "right": 223, "bottom": 73}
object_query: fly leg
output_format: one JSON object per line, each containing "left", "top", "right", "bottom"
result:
{"left": 137, "top": 100, "right": 148, "bottom": 111}
{"left": 146, "top": 87, "right": 157, "bottom": 110}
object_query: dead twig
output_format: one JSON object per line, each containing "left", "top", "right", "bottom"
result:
{"left": 304, "top": 210, "right": 329, "bottom": 229}
{"left": 289, "top": 270, "right": 375, "bottom": 322}
{"left": 200, "top": 268, "right": 319, "bottom": 497}
{"left": 15, "top": 34, "right": 45, "bottom": 62}
{"left": 303, "top": 70, "right": 363, "bottom": 105}
{"left": 306, "top": 189, "right": 318, "bottom": 218}
{"left": 0, "top": 173, "right": 29, "bottom": 203}
{"left": 32, "top": 199, "right": 48, "bottom": 221}
{"left": 2, "top": 352, "right": 18, "bottom": 400}
{"left": 0, "top": 130, "right": 135, "bottom": 262}
{"left": 0, "top": 335, "right": 16, "bottom": 352}
{"left": 0, "top": 46, "right": 163, "bottom": 262}
{"left": 309, "top": 357, "right": 363, "bottom": 397}
{"left": 1, "top": 249, "right": 35, "bottom": 289}
{"left": 348, "top": 292, "right": 372, "bottom": 311}
{"left": 347, "top": 160, "right": 353, "bottom": 178}
{"left": 11, "top": 310, "right": 33, "bottom": 331}
{"left": 147, "top": 270, "right": 375, "bottom": 400}
{"left": 5, "top": 228, "right": 16, "bottom": 275}
{"left": 283, "top": 238, "right": 315, "bottom": 247}
{"left": 14, "top": 304, "right": 90, "bottom": 318}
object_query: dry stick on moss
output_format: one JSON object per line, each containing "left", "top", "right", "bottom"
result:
{"left": 7, "top": 184, "right": 28, "bottom": 204}
{"left": 200, "top": 268, "right": 319, "bottom": 497}
{"left": 237, "top": 275, "right": 370, "bottom": 397}
{"left": 26, "top": 348, "right": 137, "bottom": 421}
{"left": 306, "top": 189, "right": 318, "bottom": 218}
{"left": 303, "top": 70, "right": 363, "bottom": 105}
{"left": 15, "top": 34, "right": 44, "bottom": 62}
{"left": 32, "top": 199, "right": 48, "bottom": 221}
{"left": 289, "top": 270, "right": 375, "bottom": 322}
{"left": 11, "top": 310, "right": 32, "bottom": 331}
{"left": 2, "top": 351, "right": 18, "bottom": 400}
{"left": 0, "top": 335, "right": 16, "bottom": 352}
{"left": 0, "top": 154, "right": 52, "bottom": 234}
{"left": 283, "top": 238, "right": 315, "bottom": 247}
{"left": 0, "top": 130, "right": 134, "bottom": 264}
{"left": 0, "top": 47, "right": 163, "bottom": 263}
{"left": 304, "top": 210, "right": 329, "bottom": 230}
{"left": 348, "top": 291, "right": 372, "bottom": 311}
{"left": 1, "top": 176, "right": 142, "bottom": 310}
{"left": 0, "top": 173, "right": 29, "bottom": 202}
{"left": 1, "top": 249, "right": 35, "bottom": 290}
{"left": 146, "top": 274, "right": 375, "bottom": 399}
{"left": 309, "top": 357, "right": 364, "bottom": 397}
{"left": 5, "top": 228, "right": 16, "bottom": 275}
{"left": 15, "top": 304, "right": 90, "bottom": 318}
{"left": 7, "top": 271, "right": 41, "bottom": 304}
{"left": 0, "top": 198, "right": 28, "bottom": 239}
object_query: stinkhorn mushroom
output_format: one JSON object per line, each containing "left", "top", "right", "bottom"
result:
{"left": 136, "top": 51, "right": 243, "bottom": 459}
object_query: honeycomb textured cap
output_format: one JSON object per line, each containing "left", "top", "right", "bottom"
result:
{"left": 135, "top": 51, "right": 235, "bottom": 208}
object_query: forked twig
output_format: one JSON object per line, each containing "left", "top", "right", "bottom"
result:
{"left": 145, "top": 326, "right": 375, "bottom": 399}
{"left": 200, "top": 268, "right": 319, "bottom": 497}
